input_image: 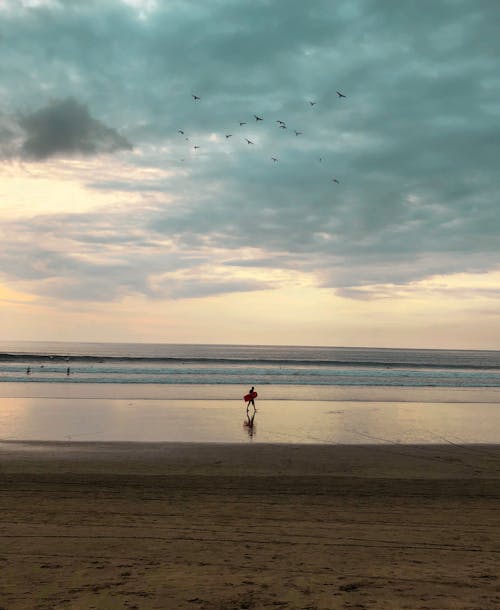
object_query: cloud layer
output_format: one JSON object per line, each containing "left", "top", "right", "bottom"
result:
{"left": 0, "top": 0, "right": 499, "bottom": 302}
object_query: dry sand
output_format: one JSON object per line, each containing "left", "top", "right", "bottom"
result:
{"left": 1, "top": 442, "right": 500, "bottom": 609}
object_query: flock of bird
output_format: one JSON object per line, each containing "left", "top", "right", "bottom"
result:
{"left": 175, "top": 91, "right": 349, "bottom": 185}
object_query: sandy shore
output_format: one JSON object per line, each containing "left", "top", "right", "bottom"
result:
{"left": 1, "top": 442, "right": 500, "bottom": 609}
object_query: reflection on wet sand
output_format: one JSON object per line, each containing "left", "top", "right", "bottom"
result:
{"left": 243, "top": 407, "right": 256, "bottom": 439}
{"left": 2, "top": 396, "right": 500, "bottom": 444}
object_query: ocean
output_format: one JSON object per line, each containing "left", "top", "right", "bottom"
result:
{"left": 1, "top": 341, "right": 500, "bottom": 388}
{"left": 1, "top": 342, "right": 500, "bottom": 444}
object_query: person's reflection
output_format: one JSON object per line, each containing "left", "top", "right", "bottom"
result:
{"left": 243, "top": 408, "right": 257, "bottom": 439}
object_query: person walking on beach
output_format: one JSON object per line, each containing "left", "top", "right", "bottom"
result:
{"left": 247, "top": 386, "right": 256, "bottom": 411}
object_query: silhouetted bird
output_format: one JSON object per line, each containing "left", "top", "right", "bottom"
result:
{"left": 178, "top": 130, "right": 184, "bottom": 135}
{"left": 294, "top": 130, "right": 302, "bottom": 136}
{"left": 192, "top": 94, "right": 201, "bottom": 100}
{"left": 193, "top": 145, "right": 200, "bottom": 150}
{"left": 254, "top": 115, "right": 263, "bottom": 121}
{"left": 239, "top": 122, "right": 247, "bottom": 126}
{"left": 336, "top": 91, "right": 346, "bottom": 98}
{"left": 332, "top": 178, "right": 340, "bottom": 184}
{"left": 271, "top": 157, "right": 278, "bottom": 162}
{"left": 277, "top": 120, "right": 286, "bottom": 125}
{"left": 309, "top": 100, "right": 316, "bottom": 106}
{"left": 225, "top": 134, "right": 232, "bottom": 138}
{"left": 245, "top": 138, "right": 254, "bottom": 144}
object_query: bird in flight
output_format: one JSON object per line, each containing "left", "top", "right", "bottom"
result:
{"left": 336, "top": 91, "right": 346, "bottom": 98}
{"left": 239, "top": 121, "right": 247, "bottom": 126}
{"left": 193, "top": 145, "right": 200, "bottom": 150}
{"left": 254, "top": 115, "right": 263, "bottom": 121}
{"left": 271, "top": 157, "right": 278, "bottom": 162}
{"left": 192, "top": 94, "right": 201, "bottom": 100}
{"left": 245, "top": 138, "right": 254, "bottom": 144}
{"left": 277, "top": 120, "right": 286, "bottom": 125}
{"left": 309, "top": 100, "right": 316, "bottom": 106}
{"left": 178, "top": 129, "right": 184, "bottom": 135}
{"left": 279, "top": 124, "right": 287, "bottom": 129}
{"left": 225, "top": 134, "right": 232, "bottom": 139}
{"left": 332, "top": 178, "right": 340, "bottom": 184}
{"left": 294, "top": 130, "right": 302, "bottom": 136}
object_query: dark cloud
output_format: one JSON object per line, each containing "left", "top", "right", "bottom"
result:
{"left": 19, "top": 98, "right": 131, "bottom": 160}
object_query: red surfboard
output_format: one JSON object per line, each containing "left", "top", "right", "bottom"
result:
{"left": 243, "top": 391, "right": 258, "bottom": 402}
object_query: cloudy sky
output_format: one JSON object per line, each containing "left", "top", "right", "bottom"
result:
{"left": 1, "top": 0, "right": 499, "bottom": 348}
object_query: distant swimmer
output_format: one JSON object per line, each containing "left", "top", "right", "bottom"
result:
{"left": 26, "top": 366, "right": 31, "bottom": 375}
{"left": 66, "top": 367, "right": 70, "bottom": 376}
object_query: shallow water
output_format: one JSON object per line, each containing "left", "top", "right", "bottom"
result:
{"left": 1, "top": 381, "right": 500, "bottom": 403}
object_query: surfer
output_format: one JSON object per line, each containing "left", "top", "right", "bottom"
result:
{"left": 246, "top": 386, "right": 256, "bottom": 410}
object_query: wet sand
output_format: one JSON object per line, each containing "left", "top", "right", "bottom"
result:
{"left": 1, "top": 442, "right": 500, "bottom": 609}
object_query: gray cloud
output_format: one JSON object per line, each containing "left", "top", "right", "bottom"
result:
{"left": 18, "top": 98, "right": 132, "bottom": 160}
{"left": 159, "top": 278, "right": 270, "bottom": 300}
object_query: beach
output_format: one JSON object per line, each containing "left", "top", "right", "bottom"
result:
{"left": 1, "top": 344, "right": 500, "bottom": 608}
{"left": 1, "top": 441, "right": 500, "bottom": 609}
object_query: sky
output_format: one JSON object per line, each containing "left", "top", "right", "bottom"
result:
{"left": 0, "top": 0, "right": 499, "bottom": 349}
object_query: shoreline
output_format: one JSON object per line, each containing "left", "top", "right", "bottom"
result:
{"left": 2, "top": 380, "right": 500, "bottom": 403}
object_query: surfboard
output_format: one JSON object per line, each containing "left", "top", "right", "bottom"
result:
{"left": 243, "top": 391, "right": 258, "bottom": 402}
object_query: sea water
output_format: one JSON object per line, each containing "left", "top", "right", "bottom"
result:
{"left": 1, "top": 341, "right": 500, "bottom": 388}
